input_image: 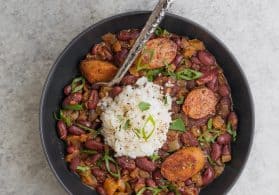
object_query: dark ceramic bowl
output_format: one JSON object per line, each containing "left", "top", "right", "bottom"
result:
{"left": 40, "top": 11, "right": 254, "bottom": 195}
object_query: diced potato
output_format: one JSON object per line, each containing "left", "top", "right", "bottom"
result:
{"left": 80, "top": 59, "right": 118, "bottom": 84}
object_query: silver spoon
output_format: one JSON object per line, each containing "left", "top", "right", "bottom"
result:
{"left": 97, "top": 0, "right": 174, "bottom": 87}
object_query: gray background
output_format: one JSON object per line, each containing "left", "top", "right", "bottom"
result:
{"left": 0, "top": 0, "right": 278, "bottom": 194}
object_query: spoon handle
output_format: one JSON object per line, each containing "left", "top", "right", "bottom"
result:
{"left": 108, "top": 0, "right": 173, "bottom": 86}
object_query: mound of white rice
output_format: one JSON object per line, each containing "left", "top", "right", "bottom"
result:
{"left": 98, "top": 77, "right": 172, "bottom": 158}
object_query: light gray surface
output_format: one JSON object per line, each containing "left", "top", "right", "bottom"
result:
{"left": 0, "top": 0, "right": 278, "bottom": 194}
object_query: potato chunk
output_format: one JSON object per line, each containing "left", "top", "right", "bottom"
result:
{"left": 80, "top": 59, "right": 118, "bottom": 84}
{"left": 161, "top": 147, "right": 205, "bottom": 182}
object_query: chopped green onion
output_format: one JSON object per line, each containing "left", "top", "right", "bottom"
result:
{"left": 136, "top": 187, "right": 162, "bottom": 195}
{"left": 63, "top": 104, "right": 83, "bottom": 111}
{"left": 138, "top": 101, "right": 151, "bottom": 111}
{"left": 227, "top": 122, "right": 237, "bottom": 141}
{"left": 207, "top": 118, "right": 213, "bottom": 130}
{"left": 145, "top": 68, "right": 164, "bottom": 81}
{"left": 207, "top": 155, "right": 216, "bottom": 166}
{"left": 149, "top": 153, "right": 160, "bottom": 162}
{"left": 142, "top": 115, "right": 156, "bottom": 141}
{"left": 154, "top": 27, "right": 169, "bottom": 37}
{"left": 76, "top": 123, "right": 97, "bottom": 134}
{"left": 71, "top": 77, "right": 85, "bottom": 93}
{"left": 80, "top": 149, "right": 97, "bottom": 154}
{"left": 176, "top": 96, "right": 185, "bottom": 105}
{"left": 54, "top": 110, "right": 72, "bottom": 126}
{"left": 123, "top": 119, "right": 131, "bottom": 130}
{"left": 170, "top": 118, "right": 186, "bottom": 132}
{"left": 163, "top": 95, "right": 168, "bottom": 105}
{"left": 103, "top": 147, "right": 120, "bottom": 179}
{"left": 176, "top": 68, "right": 203, "bottom": 80}
{"left": 76, "top": 165, "right": 90, "bottom": 172}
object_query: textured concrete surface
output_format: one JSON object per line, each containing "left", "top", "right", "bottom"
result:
{"left": 0, "top": 0, "right": 278, "bottom": 194}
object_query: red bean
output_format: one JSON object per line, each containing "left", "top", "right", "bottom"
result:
{"left": 117, "top": 29, "right": 140, "bottom": 41}
{"left": 96, "top": 186, "right": 106, "bottom": 195}
{"left": 222, "top": 144, "right": 231, "bottom": 155}
{"left": 206, "top": 75, "right": 218, "bottom": 92}
{"left": 217, "top": 97, "right": 231, "bottom": 118}
{"left": 218, "top": 84, "right": 230, "bottom": 97}
{"left": 184, "top": 116, "right": 208, "bottom": 128}
{"left": 69, "top": 156, "right": 80, "bottom": 172}
{"left": 202, "top": 166, "right": 215, "bottom": 186}
{"left": 180, "top": 132, "right": 199, "bottom": 147}
{"left": 186, "top": 80, "right": 196, "bottom": 89}
{"left": 92, "top": 168, "right": 106, "bottom": 182}
{"left": 145, "top": 178, "right": 157, "bottom": 187}
{"left": 228, "top": 112, "right": 238, "bottom": 130}
{"left": 121, "top": 75, "right": 138, "bottom": 85}
{"left": 116, "top": 156, "right": 136, "bottom": 171}
{"left": 68, "top": 125, "right": 85, "bottom": 135}
{"left": 67, "top": 146, "right": 75, "bottom": 154}
{"left": 211, "top": 143, "right": 222, "bottom": 161}
{"left": 77, "top": 120, "right": 91, "bottom": 128}
{"left": 63, "top": 85, "right": 72, "bottom": 95}
{"left": 110, "top": 86, "right": 122, "bottom": 98}
{"left": 86, "top": 90, "right": 99, "bottom": 110}
{"left": 135, "top": 157, "right": 156, "bottom": 172}
{"left": 185, "top": 179, "right": 193, "bottom": 186}
{"left": 89, "top": 153, "right": 102, "bottom": 165}
{"left": 57, "top": 120, "right": 67, "bottom": 140}
{"left": 143, "top": 190, "right": 153, "bottom": 195}
{"left": 167, "top": 192, "right": 175, "bottom": 195}
{"left": 63, "top": 92, "right": 82, "bottom": 106}
{"left": 114, "top": 49, "right": 128, "bottom": 66}
{"left": 217, "top": 133, "right": 232, "bottom": 145}
{"left": 196, "top": 68, "right": 218, "bottom": 85}
{"left": 198, "top": 50, "right": 215, "bottom": 66}
{"left": 170, "top": 34, "right": 182, "bottom": 48}
{"left": 91, "top": 42, "right": 113, "bottom": 61}
{"left": 152, "top": 169, "right": 164, "bottom": 186}
{"left": 172, "top": 54, "right": 183, "bottom": 66}
{"left": 191, "top": 56, "right": 201, "bottom": 64}
{"left": 84, "top": 139, "right": 104, "bottom": 151}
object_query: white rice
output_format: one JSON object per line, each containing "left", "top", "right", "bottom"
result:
{"left": 98, "top": 77, "right": 172, "bottom": 158}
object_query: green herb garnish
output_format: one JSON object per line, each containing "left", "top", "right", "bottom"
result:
{"left": 169, "top": 118, "right": 186, "bottom": 132}
{"left": 146, "top": 68, "right": 164, "bottom": 81}
{"left": 227, "top": 122, "right": 237, "bottom": 141}
{"left": 207, "top": 155, "right": 216, "bottom": 166}
{"left": 163, "top": 95, "right": 168, "bottom": 105}
{"left": 76, "top": 123, "right": 98, "bottom": 134}
{"left": 71, "top": 77, "right": 85, "bottom": 93}
{"left": 63, "top": 104, "right": 83, "bottom": 111}
{"left": 80, "top": 149, "right": 97, "bottom": 155}
{"left": 135, "top": 115, "right": 156, "bottom": 141}
{"left": 53, "top": 110, "right": 72, "bottom": 126}
{"left": 149, "top": 153, "right": 161, "bottom": 162}
{"left": 123, "top": 119, "right": 131, "bottom": 130}
{"left": 154, "top": 27, "right": 169, "bottom": 37}
{"left": 176, "top": 96, "right": 185, "bottom": 105}
{"left": 138, "top": 101, "right": 151, "bottom": 111}
{"left": 103, "top": 147, "right": 120, "bottom": 179}
{"left": 207, "top": 118, "right": 213, "bottom": 130}
{"left": 176, "top": 68, "right": 203, "bottom": 80}
{"left": 76, "top": 165, "right": 90, "bottom": 172}
{"left": 136, "top": 187, "right": 163, "bottom": 195}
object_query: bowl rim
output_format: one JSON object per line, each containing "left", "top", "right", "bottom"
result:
{"left": 39, "top": 10, "right": 254, "bottom": 195}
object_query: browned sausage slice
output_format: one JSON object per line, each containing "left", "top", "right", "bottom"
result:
{"left": 136, "top": 38, "right": 177, "bottom": 69}
{"left": 80, "top": 59, "right": 118, "bottom": 84}
{"left": 161, "top": 147, "right": 205, "bottom": 182}
{"left": 183, "top": 87, "right": 217, "bottom": 119}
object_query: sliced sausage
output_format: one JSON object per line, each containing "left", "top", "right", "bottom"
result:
{"left": 137, "top": 38, "right": 177, "bottom": 69}
{"left": 161, "top": 147, "right": 206, "bottom": 182}
{"left": 80, "top": 59, "right": 118, "bottom": 84}
{"left": 183, "top": 87, "right": 217, "bottom": 119}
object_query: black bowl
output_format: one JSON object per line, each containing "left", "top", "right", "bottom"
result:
{"left": 40, "top": 11, "right": 254, "bottom": 195}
